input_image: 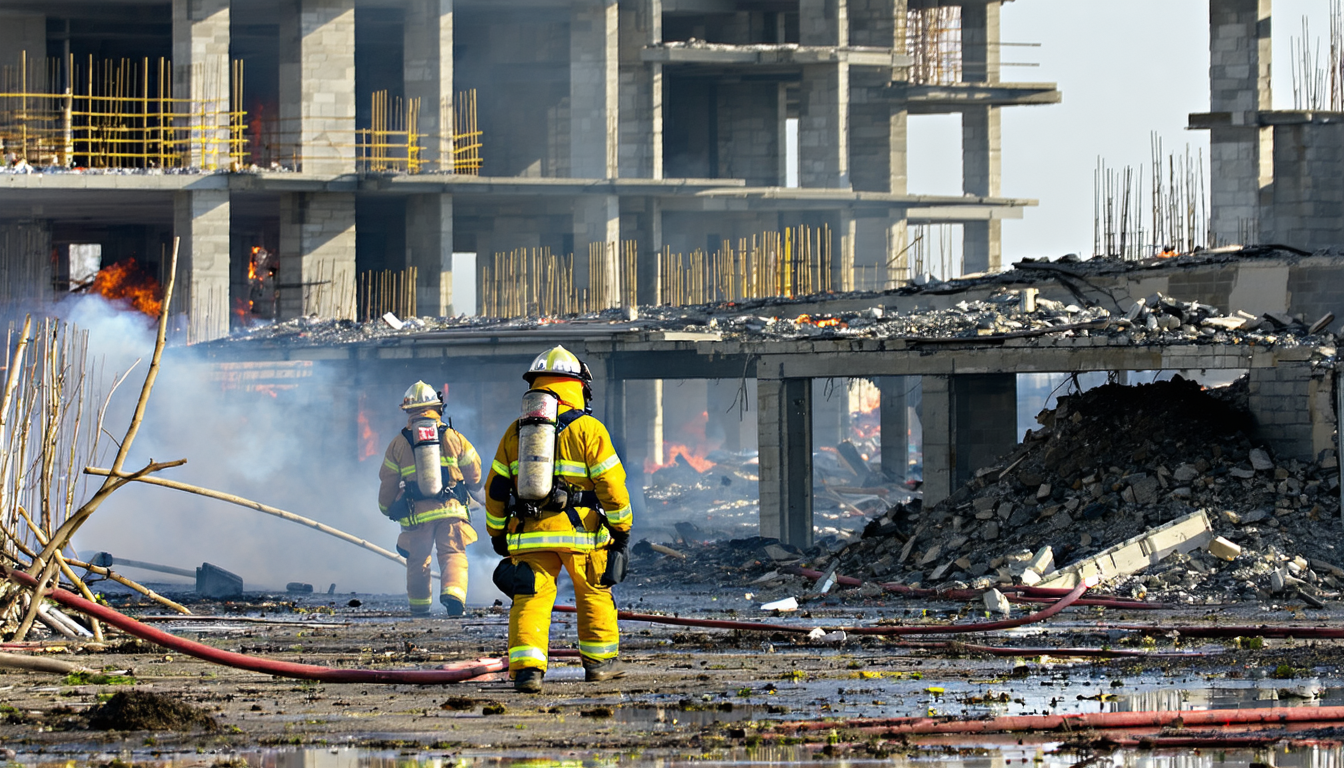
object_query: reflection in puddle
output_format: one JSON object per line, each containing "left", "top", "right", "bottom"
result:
{"left": 11, "top": 744, "right": 1344, "bottom": 768}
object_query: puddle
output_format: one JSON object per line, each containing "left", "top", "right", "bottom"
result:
{"left": 9, "top": 744, "right": 1344, "bottom": 768}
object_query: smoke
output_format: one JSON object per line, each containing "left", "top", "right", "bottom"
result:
{"left": 53, "top": 297, "right": 508, "bottom": 603}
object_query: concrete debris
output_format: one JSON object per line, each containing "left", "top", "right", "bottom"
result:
{"left": 983, "top": 588, "right": 1011, "bottom": 616}
{"left": 760, "top": 597, "right": 798, "bottom": 612}
{"left": 1207, "top": 536, "right": 1243, "bottom": 561}
{"left": 1035, "top": 510, "right": 1213, "bottom": 589}
{"left": 823, "top": 376, "right": 1344, "bottom": 603}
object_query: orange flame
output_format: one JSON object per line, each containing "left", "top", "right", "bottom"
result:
{"left": 90, "top": 260, "right": 162, "bottom": 317}
{"left": 795, "top": 314, "right": 844, "bottom": 328}
{"left": 356, "top": 399, "right": 379, "bottom": 461}
{"left": 645, "top": 409, "right": 719, "bottom": 474}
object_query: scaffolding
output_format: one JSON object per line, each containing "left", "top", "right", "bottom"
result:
{"left": 0, "top": 53, "right": 245, "bottom": 170}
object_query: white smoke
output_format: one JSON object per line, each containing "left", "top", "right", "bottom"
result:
{"left": 56, "top": 297, "right": 508, "bottom": 603}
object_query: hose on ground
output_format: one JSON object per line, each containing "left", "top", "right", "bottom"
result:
{"left": 1101, "top": 623, "right": 1344, "bottom": 640}
{"left": 0, "top": 565, "right": 505, "bottom": 684}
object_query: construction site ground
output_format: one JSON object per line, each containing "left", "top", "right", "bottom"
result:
{"left": 4, "top": 581, "right": 1344, "bottom": 767}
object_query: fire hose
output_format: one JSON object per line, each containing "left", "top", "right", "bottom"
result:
{"left": 0, "top": 566, "right": 505, "bottom": 684}
{"left": 786, "top": 566, "right": 1162, "bottom": 609}
{"left": 775, "top": 705, "right": 1344, "bottom": 737}
{"left": 1101, "top": 623, "right": 1344, "bottom": 640}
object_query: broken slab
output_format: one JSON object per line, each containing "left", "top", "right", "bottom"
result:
{"left": 1035, "top": 509, "right": 1213, "bottom": 589}
{"left": 1207, "top": 536, "right": 1242, "bottom": 561}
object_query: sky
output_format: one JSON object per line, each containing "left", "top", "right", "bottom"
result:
{"left": 906, "top": 0, "right": 1333, "bottom": 264}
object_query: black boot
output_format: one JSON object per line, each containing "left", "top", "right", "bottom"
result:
{"left": 441, "top": 595, "right": 466, "bottom": 616}
{"left": 583, "top": 657, "right": 626, "bottom": 682}
{"left": 514, "top": 668, "right": 544, "bottom": 694}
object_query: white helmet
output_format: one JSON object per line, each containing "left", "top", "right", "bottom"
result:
{"left": 400, "top": 380, "right": 440, "bottom": 411}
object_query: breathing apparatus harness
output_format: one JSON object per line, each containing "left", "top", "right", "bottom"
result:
{"left": 493, "top": 394, "right": 628, "bottom": 595}
{"left": 391, "top": 416, "right": 471, "bottom": 523}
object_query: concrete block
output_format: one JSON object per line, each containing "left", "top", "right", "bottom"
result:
{"left": 1207, "top": 536, "right": 1242, "bottom": 561}
{"left": 1038, "top": 510, "right": 1212, "bottom": 589}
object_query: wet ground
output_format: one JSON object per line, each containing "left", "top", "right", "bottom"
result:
{"left": 4, "top": 580, "right": 1344, "bottom": 767}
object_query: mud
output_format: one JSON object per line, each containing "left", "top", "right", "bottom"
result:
{"left": 86, "top": 690, "right": 218, "bottom": 732}
{"left": 3, "top": 582, "right": 1344, "bottom": 766}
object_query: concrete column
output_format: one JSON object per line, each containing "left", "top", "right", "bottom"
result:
{"left": 172, "top": 0, "right": 231, "bottom": 170}
{"left": 852, "top": 215, "right": 908, "bottom": 289}
{"left": 920, "top": 374, "right": 953, "bottom": 505}
{"left": 618, "top": 0, "right": 661, "bottom": 179}
{"left": 571, "top": 0, "right": 619, "bottom": 179}
{"left": 621, "top": 196, "right": 662, "bottom": 305}
{"left": 173, "top": 190, "right": 231, "bottom": 342}
{"left": 0, "top": 221, "right": 53, "bottom": 305}
{"left": 278, "top": 0, "right": 356, "bottom": 175}
{"left": 962, "top": 107, "right": 1002, "bottom": 273}
{"left": 625, "top": 379, "right": 663, "bottom": 466}
{"left": 404, "top": 0, "right": 453, "bottom": 171}
{"left": 798, "top": 0, "right": 849, "bottom": 189}
{"left": 1208, "top": 0, "right": 1273, "bottom": 246}
{"left": 879, "top": 376, "right": 909, "bottom": 483}
{"left": 758, "top": 377, "right": 813, "bottom": 548}
{"left": 279, "top": 192, "right": 357, "bottom": 319}
{"left": 962, "top": 1, "right": 1001, "bottom": 85}
{"left": 0, "top": 13, "right": 46, "bottom": 69}
{"left": 921, "top": 373, "right": 1016, "bottom": 505}
{"left": 406, "top": 194, "right": 454, "bottom": 316}
{"left": 961, "top": 1, "right": 1002, "bottom": 273}
{"left": 953, "top": 373, "right": 1017, "bottom": 486}
{"left": 1248, "top": 361, "right": 1335, "bottom": 462}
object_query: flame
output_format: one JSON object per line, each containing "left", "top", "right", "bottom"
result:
{"left": 645, "top": 409, "right": 719, "bottom": 474}
{"left": 795, "top": 313, "right": 844, "bottom": 328}
{"left": 90, "top": 260, "right": 162, "bottom": 317}
{"left": 356, "top": 406, "right": 379, "bottom": 461}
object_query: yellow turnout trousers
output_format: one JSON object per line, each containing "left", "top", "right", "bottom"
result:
{"left": 507, "top": 549, "right": 619, "bottom": 673}
{"left": 396, "top": 518, "right": 475, "bottom": 612}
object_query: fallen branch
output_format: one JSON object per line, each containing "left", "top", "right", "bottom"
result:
{"left": 83, "top": 468, "right": 409, "bottom": 569}
{"left": 0, "top": 650, "right": 92, "bottom": 676}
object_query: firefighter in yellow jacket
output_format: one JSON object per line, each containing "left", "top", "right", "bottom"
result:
{"left": 485, "top": 346, "right": 633, "bottom": 693}
{"left": 378, "top": 381, "right": 483, "bottom": 616}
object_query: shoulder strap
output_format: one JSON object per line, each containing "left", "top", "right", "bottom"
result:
{"left": 556, "top": 409, "right": 586, "bottom": 434}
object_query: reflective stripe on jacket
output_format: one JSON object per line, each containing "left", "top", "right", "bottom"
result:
{"left": 484, "top": 404, "right": 632, "bottom": 553}
{"left": 378, "top": 420, "right": 482, "bottom": 528}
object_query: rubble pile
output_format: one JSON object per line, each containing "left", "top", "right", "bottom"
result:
{"left": 217, "top": 287, "right": 1339, "bottom": 358}
{"left": 831, "top": 377, "right": 1344, "bottom": 603}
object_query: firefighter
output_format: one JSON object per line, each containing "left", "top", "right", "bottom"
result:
{"left": 485, "top": 346, "right": 633, "bottom": 694}
{"left": 378, "top": 381, "right": 483, "bottom": 616}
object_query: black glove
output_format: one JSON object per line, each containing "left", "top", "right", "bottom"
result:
{"left": 608, "top": 529, "right": 629, "bottom": 551}
{"left": 491, "top": 535, "right": 510, "bottom": 557}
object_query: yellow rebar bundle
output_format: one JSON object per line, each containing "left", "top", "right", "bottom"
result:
{"left": 478, "top": 242, "right": 636, "bottom": 318}
{"left": 452, "top": 89, "right": 482, "bottom": 174}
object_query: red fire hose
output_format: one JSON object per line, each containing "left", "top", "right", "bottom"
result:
{"left": 778, "top": 705, "right": 1344, "bottom": 736}
{"left": 1, "top": 566, "right": 506, "bottom": 684}
{"left": 554, "top": 578, "right": 1091, "bottom": 635}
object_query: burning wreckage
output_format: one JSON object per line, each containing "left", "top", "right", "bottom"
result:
{"left": 1, "top": 250, "right": 1344, "bottom": 756}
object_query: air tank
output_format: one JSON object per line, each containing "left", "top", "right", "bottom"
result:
{"left": 409, "top": 418, "right": 443, "bottom": 497}
{"left": 516, "top": 389, "right": 559, "bottom": 501}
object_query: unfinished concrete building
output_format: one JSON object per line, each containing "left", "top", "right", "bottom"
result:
{"left": 0, "top": 0, "right": 1059, "bottom": 342}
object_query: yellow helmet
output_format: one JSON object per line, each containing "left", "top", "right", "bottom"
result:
{"left": 523, "top": 345, "right": 587, "bottom": 383}
{"left": 400, "top": 380, "right": 441, "bottom": 411}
